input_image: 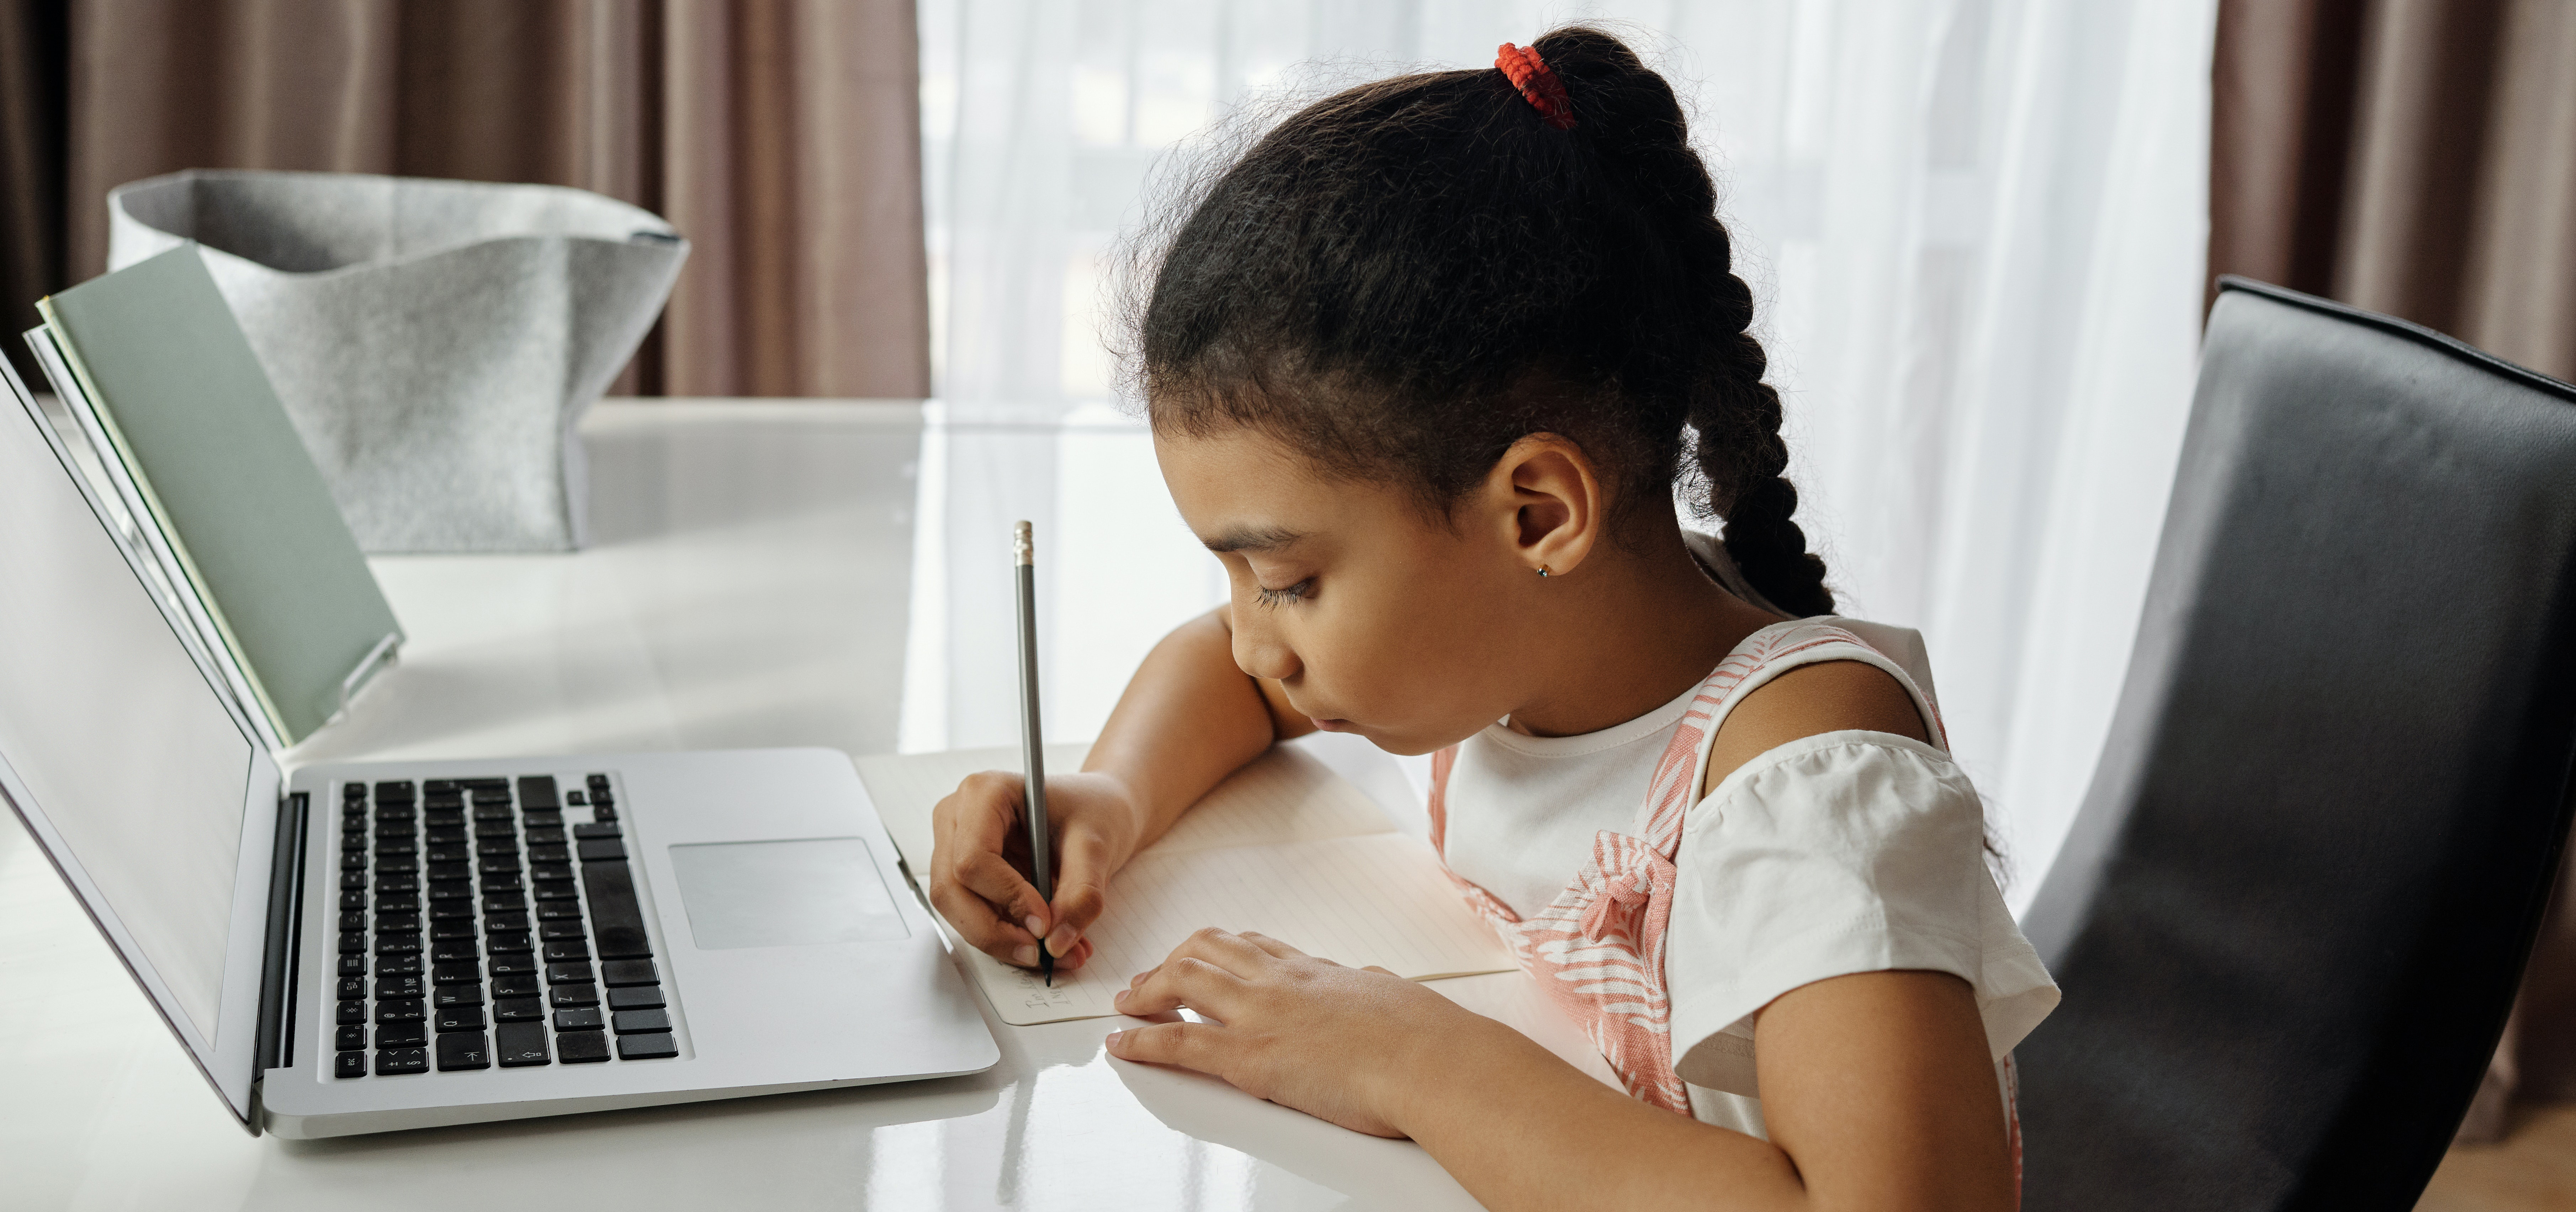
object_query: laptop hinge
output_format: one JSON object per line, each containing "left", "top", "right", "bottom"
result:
{"left": 253, "top": 790, "right": 308, "bottom": 1076}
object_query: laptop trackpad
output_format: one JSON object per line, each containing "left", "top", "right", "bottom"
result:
{"left": 669, "top": 838, "right": 911, "bottom": 949}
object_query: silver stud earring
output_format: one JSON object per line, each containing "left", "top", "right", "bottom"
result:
{"left": 1537, "top": 565, "right": 1551, "bottom": 578}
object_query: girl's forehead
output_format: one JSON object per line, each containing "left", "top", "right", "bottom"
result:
{"left": 1154, "top": 427, "right": 1411, "bottom": 543}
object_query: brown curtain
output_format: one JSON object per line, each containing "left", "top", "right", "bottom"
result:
{"left": 1, "top": 0, "right": 926, "bottom": 398}
{"left": 2214, "top": 0, "right": 2576, "bottom": 1144}
{"left": 2210, "top": 0, "right": 2576, "bottom": 381}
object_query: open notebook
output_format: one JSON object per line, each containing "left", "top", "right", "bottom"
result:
{"left": 860, "top": 742, "right": 1516, "bottom": 1025}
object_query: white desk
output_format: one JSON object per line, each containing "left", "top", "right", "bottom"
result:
{"left": 0, "top": 401, "right": 1611, "bottom": 1211}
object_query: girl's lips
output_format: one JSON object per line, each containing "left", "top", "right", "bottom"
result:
{"left": 1311, "top": 718, "right": 1354, "bottom": 732}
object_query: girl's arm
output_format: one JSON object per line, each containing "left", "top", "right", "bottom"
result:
{"left": 927, "top": 607, "right": 1303, "bottom": 969}
{"left": 1107, "top": 938, "right": 2010, "bottom": 1212}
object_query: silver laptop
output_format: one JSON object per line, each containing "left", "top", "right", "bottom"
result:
{"left": 0, "top": 366, "right": 998, "bottom": 1138}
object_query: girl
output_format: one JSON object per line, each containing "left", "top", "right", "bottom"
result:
{"left": 928, "top": 27, "right": 2058, "bottom": 1211}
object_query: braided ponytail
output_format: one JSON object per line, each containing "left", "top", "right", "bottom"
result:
{"left": 1137, "top": 24, "right": 1836, "bottom": 616}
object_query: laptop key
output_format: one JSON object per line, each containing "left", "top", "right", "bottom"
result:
{"left": 582, "top": 862, "right": 652, "bottom": 958}
{"left": 537, "top": 902, "right": 584, "bottom": 921}
{"left": 431, "top": 918, "right": 476, "bottom": 940}
{"left": 338, "top": 911, "right": 366, "bottom": 932}
{"left": 377, "top": 857, "right": 419, "bottom": 875}
{"left": 433, "top": 962, "right": 480, "bottom": 985}
{"left": 601, "top": 960, "right": 658, "bottom": 988}
{"left": 525, "top": 827, "right": 567, "bottom": 847}
{"left": 483, "top": 873, "right": 526, "bottom": 894}
{"left": 550, "top": 982, "right": 600, "bottom": 1009}
{"left": 540, "top": 921, "right": 585, "bottom": 941}
{"left": 576, "top": 839, "right": 627, "bottom": 863}
{"left": 338, "top": 956, "right": 367, "bottom": 977}
{"left": 378, "top": 953, "right": 423, "bottom": 976}
{"left": 492, "top": 973, "right": 541, "bottom": 998}
{"left": 497, "top": 1021, "right": 550, "bottom": 1067}
{"left": 487, "top": 930, "right": 533, "bottom": 953}
{"left": 572, "top": 822, "right": 621, "bottom": 840}
{"left": 546, "top": 962, "right": 594, "bottom": 985}
{"left": 427, "top": 826, "right": 468, "bottom": 845}
{"left": 481, "top": 893, "right": 525, "bottom": 914}
{"left": 374, "top": 879, "right": 419, "bottom": 899}
{"left": 434, "top": 983, "right": 486, "bottom": 1009}
{"left": 335, "top": 1024, "right": 366, "bottom": 1050}
{"left": 534, "top": 882, "right": 580, "bottom": 902}
{"left": 337, "top": 1000, "right": 366, "bottom": 1025}
{"left": 472, "top": 803, "right": 514, "bottom": 823}
{"left": 427, "top": 862, "right": 471, "bottom": 882}
{"left": 336, "top": 978, "right": 366, "bottom": 1001}
{"left": 518, "top": 776, "right": 561, "bottom": 810}
{"left": 493, "top": 997, "right": 545, "bottom": 1022}
{"left": 435, "top": 1033, "right": 492, "bottom": 1071}
{"left": 375, "top": 1047, "right": 429, "bottom": 1075}
{"left": 425, "top": 846, "right": 470, "bottom": 864}
{"left": 612, "top": 1009, "right": 670, "bottom": 1036}
{"left": 338, "top": 932, "right": 366, "bottom": 954}
{"left": 335, "top": 1050, "right": 367, "bottom": 1079}
{"left": 607, "top": 984, "right": 666, "bottom": 1011}
{"left": 530, "top": 863, "right": 573, "bottom": 883}
{"left": 341, "top": 853, "right": 367, "bottom": 872}
{"left": 476, "top": 838, "right": 519, "bottom": 856}
{"left": 376, "top": 998, "right": 425, "bottom": 1023}
{"left": 618, "top": 1033, "right": 676, "bottom": 1061}
{"left": 522, "top": 810, "right": 565, "bottom": 830}
{"left": 375, "top": 894, "right": 420, "bottom": 913}
{"left": 528, "top": 846, "right": 571, "bottom": 865}
{"left": 376, "top": 933, "right": 422, "bottom": 956}
{"left": 428, "top": 883, "right": 473, "bottom": 901}
{"left": 341, "top": 872, "right": 368, "bottom": 891}
{"left": 557, "top": 1031, "right": 611, "bottom": 1063}
{"left": 478, "top": 857, "right": 522, "bottom": 876}
{"left": 431, "top": 939, "right": 478, "bottom": 963}
{"left": 375, "top": 975, "right": 426, "bottom": 1000}
{"left": 377, "top": 1021, "right": 428, "bottom": 1048}
{"left": 486, "top": 911, "right": 531, "bottom": 933}
{"left": 339, "top": 890, "right": 366, "bottom": 910}
{"left": 488, "top": 954, "right": 540, "bottom": 978}
{"left": 543, "top": 939, "right": 589, "bottom": 963}
{"left": 374, "top": 912, "right": 421, "bottom": 932}
{"left": 374, "top": 780, "right": 415, "bottom": 802}
{"left": 435, "top": 1005, "right": 487, "bottom": 1033}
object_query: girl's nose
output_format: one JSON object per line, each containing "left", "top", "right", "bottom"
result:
{"left": 1229, "top": 606, "right": 1302, "bottom": 683}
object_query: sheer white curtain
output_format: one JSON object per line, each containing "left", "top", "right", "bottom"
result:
{"left": 914, "top": 0, "right": 2217, "bottom": 908}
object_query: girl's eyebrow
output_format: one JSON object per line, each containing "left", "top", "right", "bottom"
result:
{"left": 1202, "top": 525, "right": 1306, "bottom": 554}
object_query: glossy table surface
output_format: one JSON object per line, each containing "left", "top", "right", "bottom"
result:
{"left": 0, "top": 400, "right": 1608, "bottom": 1211}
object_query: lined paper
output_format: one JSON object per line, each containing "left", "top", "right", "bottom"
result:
{"left": 857, "top": 743, "right": 1517, "bottom": 1025}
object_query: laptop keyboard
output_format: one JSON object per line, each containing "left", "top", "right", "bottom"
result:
{"left": 330, "top": 773, "right": 679, "bottom": 1078}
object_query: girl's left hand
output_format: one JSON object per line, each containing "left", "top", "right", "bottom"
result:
{"left": 1105, "top": 927, "right": 1486, "bottom": 1139}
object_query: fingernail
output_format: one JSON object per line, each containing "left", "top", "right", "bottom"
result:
{"left": 1113, "top": 987, "right": 1128, "bottom": 1005}
{"left": 1014, "top": 944, "right": 1037, "bottom": 966}
{"left": 1023, "top": 915, "right": 1046, "bottom": 938}
{"left": 1105, "top": 1031, "right": 1124, "bottom": 1049}
{"left": 1046, "top": 926, "right": 1080, "bottom": 954}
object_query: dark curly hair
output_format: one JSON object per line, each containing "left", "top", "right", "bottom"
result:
{"left": 1128, "top": 25, "right": 1833, "bottom": 617}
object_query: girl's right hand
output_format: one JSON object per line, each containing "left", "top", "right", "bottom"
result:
{"left": 927, "top": 769, "right": 1143, "bottom": 974}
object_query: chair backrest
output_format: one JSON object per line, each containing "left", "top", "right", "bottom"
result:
{"left": 2018, "top": 278, "right": 2576, "bottom": 1212}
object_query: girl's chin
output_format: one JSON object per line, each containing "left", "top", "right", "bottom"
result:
{"left": 1311, "top": 717, "right": 1355, "bottom": 732}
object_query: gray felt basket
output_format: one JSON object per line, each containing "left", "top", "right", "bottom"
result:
{"left": 107, "top": 169, "right": 689, "bottom": 552}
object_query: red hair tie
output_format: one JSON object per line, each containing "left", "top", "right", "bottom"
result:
{"left": 1496, "top": 43, "right": 1575, "bottom": 130}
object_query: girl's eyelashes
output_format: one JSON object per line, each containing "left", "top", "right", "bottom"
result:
{"left": 1253, "top": 578, "right": 1314, "bottom": 608}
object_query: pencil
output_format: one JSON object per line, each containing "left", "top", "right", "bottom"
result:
{"left": 1014, "top": 520, "right": 1054, "bottom": 985}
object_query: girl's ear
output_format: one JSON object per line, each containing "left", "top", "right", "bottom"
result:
{"left": 1490, "top": 434, "right": 1603, "bottom": 576}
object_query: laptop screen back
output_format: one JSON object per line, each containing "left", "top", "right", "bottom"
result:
{"left": 0, "top": 386, "right": 255, "bottom": 1043}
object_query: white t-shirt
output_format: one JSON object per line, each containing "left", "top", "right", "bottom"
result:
{"left": 1443, "top": 613, "right": 2059, "bottom": 1137}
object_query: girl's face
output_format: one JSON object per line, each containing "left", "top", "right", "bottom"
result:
{"left": 1155, "top": 425, "right": 1549, "bottom": 755}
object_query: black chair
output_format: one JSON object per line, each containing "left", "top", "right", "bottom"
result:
{"left": 2017, "top": 277, "right": 2576, "bottom": 1210}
